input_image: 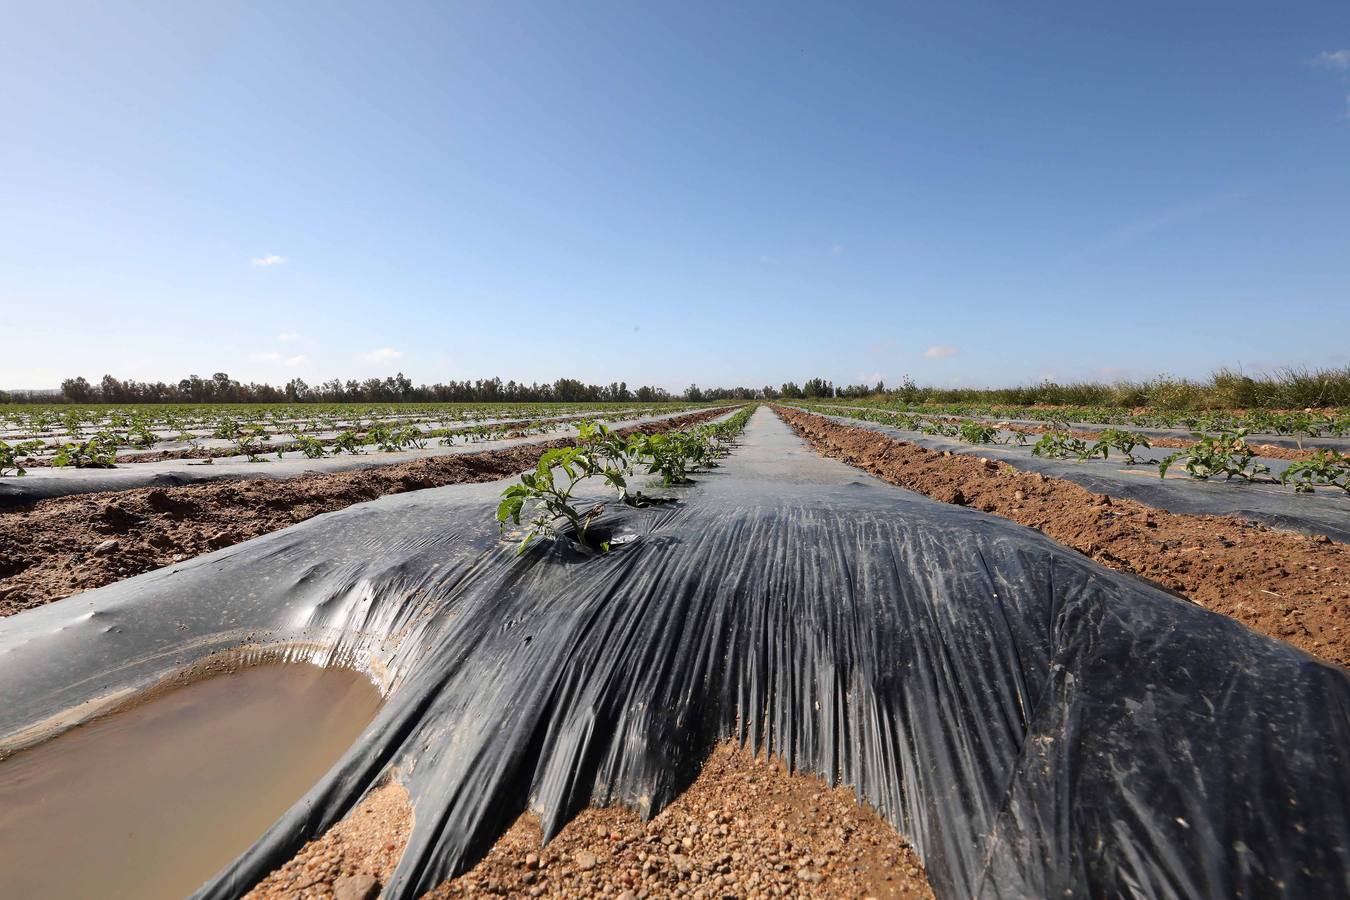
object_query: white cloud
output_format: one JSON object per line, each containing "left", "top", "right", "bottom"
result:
{"left": 922, "top": 345, "right": 957, "bottom": 359}
{"left": 283, "top": 354, "right": 309, "bottom": 368}
{"left": 759, "top": 255, "right": 781, "bottom": 265}
{"left": 250, "top": 351, "right": 282, "bottom": 362}
{"left": 278, "top": 332, "right": 303, "bottom": 342}
{"left": 830, "top": 244, "right": 844, "bottom": 257}
{"left": 1310, "top": 49, "right": 1350, "bottom": 69}
{"left": 361, "top": 347, "right": 402, "bottom": 364}
{"left": 251, "top": 254, "right": 288, "bottom": 267}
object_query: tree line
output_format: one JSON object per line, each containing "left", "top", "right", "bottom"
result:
{"left": 0, "top": 373, "right": 876, "bottom": 405}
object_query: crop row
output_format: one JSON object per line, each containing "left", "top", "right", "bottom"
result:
{"left": 498, "top": 405, "right": 758, "bottom": 553}
{"left": 0, "top": 405, "right": 726, "bottom": 476}
{"left": 794, "top": 404, "right": 1350, "bottom": 495}
{"left": 0, "top": 401, "right": 709, "bottom": 443}
{"left": 825, "top": 399, "right": 1350, "bottom": 440}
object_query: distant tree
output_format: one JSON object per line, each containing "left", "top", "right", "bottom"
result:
{"left": 802, "top": 377, "right": 833, "bottom": 399}
{"left": 61, "top": 376, "right": 95, "bottom": 403}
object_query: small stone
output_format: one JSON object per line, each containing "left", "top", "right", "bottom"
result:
{"left": 332, "top": 873, "right": 380, "bottom": 900}
{"left": 524, "top": 852, "right": 540, "bottom": 870}
{"left": 1013, "top": 490, "right": 1025, "bottom": 501}
{"left": 575, "top": 851, "right": 598, "bottom": 871}
{"left": 93, "top": 539, "right": 120, "bottom": 556}
{"left": 796, "top": 867, "right": 824, "bottom": 884}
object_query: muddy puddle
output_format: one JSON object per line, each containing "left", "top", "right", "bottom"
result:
{"left": 0, "top": 662, "right": 383, "bottom": 899}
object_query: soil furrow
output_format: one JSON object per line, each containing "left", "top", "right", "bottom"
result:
{"left": 774, "top": 406, "right": 1349, "bottom": 667}
{"left": 0, "top": 409, "right": 729, "bottom": 617}
{"left": 246, "top": 742, "right": 932, "bottom": 900}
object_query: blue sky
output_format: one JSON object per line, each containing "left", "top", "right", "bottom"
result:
{"left": 2, "top": 1, "right": 1348, "bottom": 392}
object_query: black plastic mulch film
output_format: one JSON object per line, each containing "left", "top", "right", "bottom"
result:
{"left": 0, "top": 409, "right": 1345, "bottom": 899}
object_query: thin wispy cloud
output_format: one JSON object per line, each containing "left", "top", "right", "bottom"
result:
{"left": 830, "top": 244, "right": 844, "bottom": 257}
{"left": 1310, "top": 49, "right": 1350, "bottom": 70}
{"left": 250, "top": 351, "right": 282, "bottom": 362}
{"left": 251, "top": 254, "right": 288, "bottom": 267}
{"left": 283, "top": 354, "right": 309, "bottom": 368}
{"left": 923, "top": 345, "right": 957, "bottom": 359}
{"left": 759, "top": 255, "right": 781, "bottom": 265}
{"left": 361, "top": 347, "right": 402, "bottom": 364}
{"left": 1079, "top": 191, "right": 1249, "bottom": 257}
{"left": 1309, "top": 50, "right": 1350, "bottom": 117}
{"left": 278, "top": 332, "right": 303, "bottom": 342}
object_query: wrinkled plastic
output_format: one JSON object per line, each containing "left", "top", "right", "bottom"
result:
{"left": 1, "top": 409, "right": 1346, "bottom": 899}
{"left": 815, "top": 412, "right": 1350, "bottom": 543}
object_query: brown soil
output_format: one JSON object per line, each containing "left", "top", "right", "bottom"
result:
{"left": 0, "top": 409, "right": 728, "bottom": 617}
{"left": 774, "top": 407, "right": 1350, "bottom": 668}
{"left": 249, "top": 742, "right": 932, "bottom": 899}
{"left": 245, "top": 780, "right": 413, "bottom": 900}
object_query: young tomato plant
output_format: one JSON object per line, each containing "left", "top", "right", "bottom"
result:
{"left": 1159, "top": 431, "right": 1271, "bottom": 482}
{"left": 0, "top": 440, "right": 25, "bottom": 477}
{"left": 1280, "top": 449, "right": 1350, "bottom": 494}
{"left": 52, "top": 436, "right": 118, "bottom": 468}
{"left": 958, "top": 421, "right": 999, "bottom": 445}
{"left": 1091, "top": 428, "right": 1151, "bottom": 464}
{"left": 332, "top": 430, "right": 364, "bottom": 454}
{"left": 497, "top": 446, "right": 630, "bottom": 554}
{"left": 1031, "top": 431, "right": 1088, "bottom": 460}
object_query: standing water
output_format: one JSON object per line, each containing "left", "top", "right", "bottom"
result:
{"left": 0, "top": 662, "right": 383, "bottom": 899}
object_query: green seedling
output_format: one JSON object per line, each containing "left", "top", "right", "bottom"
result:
{"left": 1280, "top": 449, "right": 1350, "bottom": 494}
{"left": 1031, "top": 431, "right": 1088, "bottom": 460}
{"left": 1, "top": 440, "right": 27, "bottom": 476}
{"left": 497, "top": 446, "right": 631, "bottom": 554}
{"left": 332, "top": 430, "right": 364, "bottom": 454}
{"left": 1159, "top": 430, "right": 1271, "bottom": 482}
{"left": 1091, "top": 428, "right": 1151, "bottom": 464}
{"left": 52, "top": 436, "right": 118, "bottom": 468}
{"left": 958, "top": 421, "right": 999, "bottom": 444}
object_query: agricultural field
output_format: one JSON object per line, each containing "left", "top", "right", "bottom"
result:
{"left": 1, "top": 402, "right": 1346, "bottom": 900}
{"left": 0, "top": 401, "right": 714, "bottom": 473}
{"left": 9, "top": 4, "right": 1349, "bottom": 897}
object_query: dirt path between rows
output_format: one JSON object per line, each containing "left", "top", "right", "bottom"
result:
{"left": 775, "top": 406, "right": 1349, "bottom": 668}
{"left": 247, "top": 742, "right": 932, "bottom": 900}
{"left": 0, "top": 409, "right": 729, "bottom": 617}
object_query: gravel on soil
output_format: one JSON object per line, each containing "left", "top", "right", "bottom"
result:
{"left": 775, "top": 405, "right": 1349, "bottom": 668}
{"left": 244, "top": 780, "right": 412, "bottom": 900}
{"left": 248, "top": 742, "right": 932, "bottom": 899}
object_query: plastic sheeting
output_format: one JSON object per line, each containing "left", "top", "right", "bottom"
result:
{"left": 1, "top": 409, "right": 1346, "bottom": 899}
{"left": 809, "top": 411, "right": 1350, "bottom": 543}
{"left": 0, "top": 407, "right": 722, "bottom": 508}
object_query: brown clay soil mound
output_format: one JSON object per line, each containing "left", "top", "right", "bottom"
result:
{"left": 0, "top": 409, "right": 728, "bottom": 617}
{"left": 248, "top": 742, "right": 932, "bottom": 900}
{"left": 774, "top": 406, "right": 1349, "bottom": 668}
